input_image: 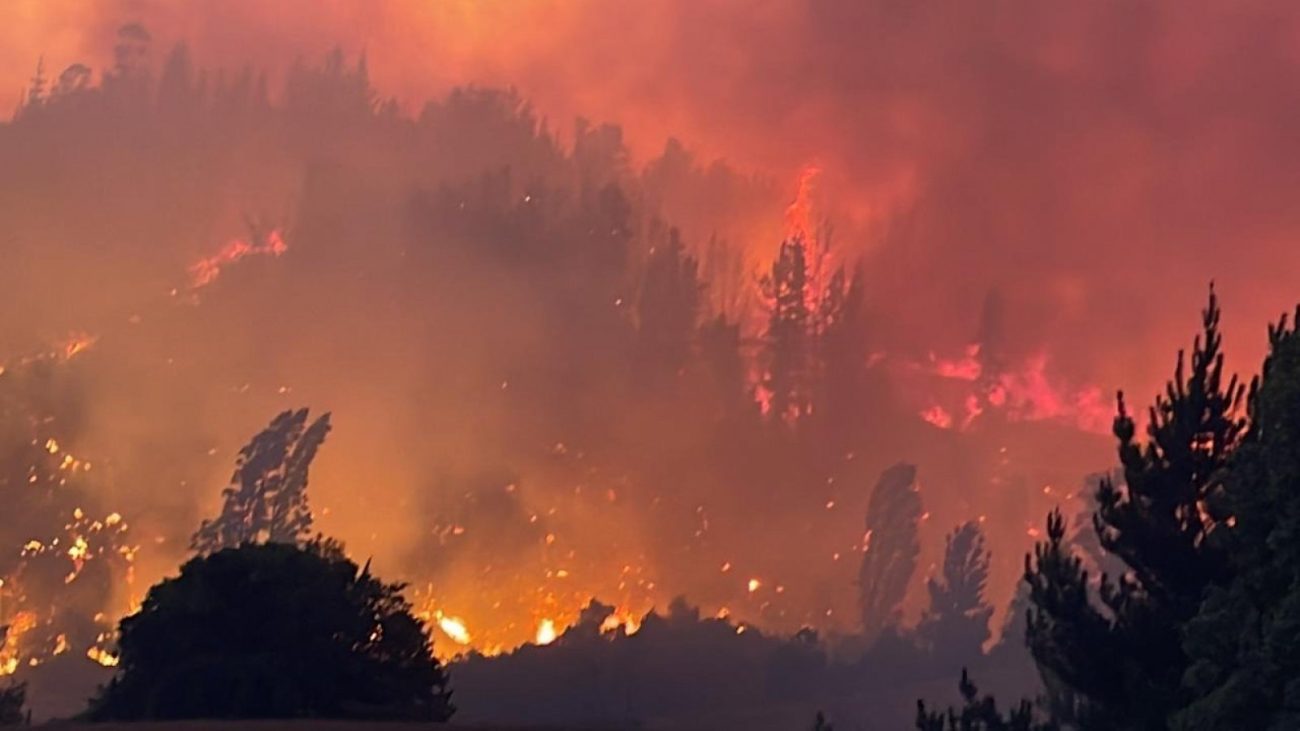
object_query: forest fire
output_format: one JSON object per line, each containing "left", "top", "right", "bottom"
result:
{"left": 3, "top": 4, "right": 1297, "bottom": 728}
{"left": 187, "top": 228, "right": 287, "bottom": 290}
{"left": 915, "top": 342, "right": 1112, "bottom": 434}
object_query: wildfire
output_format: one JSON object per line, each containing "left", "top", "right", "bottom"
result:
{"left": 0, "top": 612, "right": 37, "bottom": 676}
{"left": 434, "top": 612, "right": 471, "bottom": 645}
{"left": 917, "top": 343, "right": 1110, "bottom": 434}
{"left": 56, "top": 332, "right": 98, "bottom": 361}
{"left": 534, "top": 618, "right": 557, "bottom": 646}
{"left": 919, "top": 404, "right": 954, "bottom": 430}
{"left": 598, "top": 610, "right": 642, "bottom": 636}
{"left": 86, "top": 646, "right": 119, "bottom": 667}
{"left": 1, "top": 331, "right": 99, "bottom": 376}
{"left": 188, "top": 228, "right": 287, "bottom": 290}
{"left": 785, "top": 165, "right": 821, "bottom": 242}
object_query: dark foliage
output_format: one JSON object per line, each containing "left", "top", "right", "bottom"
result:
{"left": 0, "top": 681, "right": 25, "bottom": 725}
{"left": 916, "top": 669, "right": 1056, "bottom": 731}
{"left": 1024, "top": 288, "right": 1246, "bottom": 729}
{"left": 919, "top": 522, "right": 994, "bottom": 662}
{"left": 88, "top": 541, "right": 453, "bottom": 721}
{"left": 192, "top": 408, "right": 331, "bottom": 554}
{"left": 1174, "top": 308, "right": 1300, "bottom": 730}
{"left": 858, "top": 463, "right": 923, "bottom": 643}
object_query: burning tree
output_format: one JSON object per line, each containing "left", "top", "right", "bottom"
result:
{"left": 191, "top": 408, "right": 331, "bottom": 554}
{"left": 917, "top": 521, "right": 994, "bottom": 662}
{"left": 759, "top": 232, "right": 860, "bottom": 425}
{"left": 858, "top": 463, "right": 923, "bottom": 643}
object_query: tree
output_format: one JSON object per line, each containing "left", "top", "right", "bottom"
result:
{"left": 1174, "top": 307, "right": 1300, "bottom": 730}
{"left": 859, "top": 463, "right": 923, "bottom": 643}
{"left": 916, "top": 669, "right": 1057, "bottom": 731}
{"left": 760, "top": 236, "right": 814, "bottom": 422}
{"left": 919, "top": 522, "right": 994, "bottom": 662}
{"left": 88, "top": 541, "right": 454, "bottom": 721}
{"left": 1024, "top": 288, "right": 1246, "bottom": 729}
{"left": 636, "top": 227, "right": 702, "bottom": 377}
{"left": 0, "top": 680, "right": 25, "bottom": 726}
{"left": 192, "top": 408, "right": 331, "bottom": 554}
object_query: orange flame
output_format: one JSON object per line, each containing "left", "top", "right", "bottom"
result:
{"left": 918, "top": 343, "right": 1110, "bottom": 434}
{"left": 785, "top": 165, "right": 821, "bottom": 242}
{"left": 188, "top": 228, "right": 287, "bottom": 290}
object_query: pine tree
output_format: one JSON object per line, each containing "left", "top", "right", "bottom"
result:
{"left": 858, "top": 463, "right": 923, "bottom": 643}
{"left": 919, "top": 522, "right": 994, "bottom": 662}
{"left": 1024, "top": 287, "right": 1247, "bottom": 729}
{"left": 916, "top": 669, "right": 1057, "bottom": 731}
{"left": 761, "top": 236, "right": 814, "bottom": 422}
{"left": 636, "top": 228, "right": 702, "bottom": 377}
{"left": 1174, "top": 307, "right": 1300, "bottom": 730}
{"left": 191, "top": 409, "right": 331, "bottom": 554}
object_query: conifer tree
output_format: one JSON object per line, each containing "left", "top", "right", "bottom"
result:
{"left": 916, "top": 669, "right": 1057, "bottom": 731}
{"left": 191, "top": 408, "right": 331, "bottom": 554}
{"left": 636, "top": 228, "right": 702, "bottom": 377}
{"left": 761, "top": 236, "right": 814, "bottom": 422}
{"left": 1024, "top": 287, "right": 1247, "bottom": 729}
{"left": 919, "top": 522, "right": 994, "bottom": 662}
{"left": 1175, "top": 307, "right": 1300, "bottom": 730}
{"left": 859, "top": 463, "right": 923, "bottom": 643}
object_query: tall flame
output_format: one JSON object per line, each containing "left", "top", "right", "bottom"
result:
{"left": 784, "top": 165, "right": 821, "bottom": 242}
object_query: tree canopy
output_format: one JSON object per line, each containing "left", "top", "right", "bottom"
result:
{"left": 192, "top": 408, "right": 331, "bottom": 554}
{"left": 89, "top": 540, "right": 453, "bottom": 721}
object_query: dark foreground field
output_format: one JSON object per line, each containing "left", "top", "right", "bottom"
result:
{"left": 42, "top": 723, "right": 594, "bottom": 731}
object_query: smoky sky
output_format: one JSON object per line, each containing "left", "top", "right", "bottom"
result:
{"left": 6, "top": 0, "right": 1300, "bottom": 384}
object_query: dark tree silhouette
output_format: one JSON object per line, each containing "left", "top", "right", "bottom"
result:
{"left": 858, "top": 463, "right": 923, "bottom": 643}
{"left": 0, "top": 680, "right": 24, "bottom": 725}
{"left": 636, "top": 227, "right": 702, "bottom": 377}
{"left": 88, "top": 541, "right": 453, "bottom": 721}
{"left": 919, "top": 522, "right": 994, "bottom": 661}
{"left": 916, "top": 669, "right": 1057, "bottom": 731}
{"left": 1024, "top": 287, "right": 1246, "bottom": 729}
{"left": 1175, "top": 307, "right": 1300, "bottom": 730}
{"left": 761, "top": 236, "right": 814, "bottom": 423}
{"left": 192, "top": 408, "right": 331, "bottom": 554}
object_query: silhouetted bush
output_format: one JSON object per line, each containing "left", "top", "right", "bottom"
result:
{"left": 88, "top": 541, "right": 453, "bottom": 721}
